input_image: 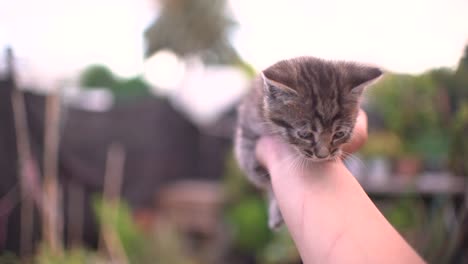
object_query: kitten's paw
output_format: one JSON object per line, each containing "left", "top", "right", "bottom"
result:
{"left": 268, "top": 200, "right": 284, "bottom": 230}
{"left": 268, "top": 214, "right": 284, "bottom": 230}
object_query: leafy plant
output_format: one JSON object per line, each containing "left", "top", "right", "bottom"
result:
{"left": 449, "top": 102, "right": 468, "bottom": 176}
{"left": 79, "top": 65, "right": 117, "bottom": 89}
{"left": 360, "top": 131, "right": 403, "bottom": 158}
{"left": 79, "top": 65, "right": 152, "bottom": 101}
{"left": 258, "top": 228, "right": 300, "bottom": 264}
{"left": 93, "top": 198, "right": 198, "bottom": 264}
{"left": 368, "top": 73, "right": 449, "bottom": 161}
{"left": 226, "top": 195, "right": 272, "bottom": 252}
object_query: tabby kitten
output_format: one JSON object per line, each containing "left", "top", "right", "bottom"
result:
{"left": 234, "top": 56, "right": 382, "bottom": 229}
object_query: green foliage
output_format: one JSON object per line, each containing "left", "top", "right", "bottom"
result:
{"left": 223, "top": 152, "right": 302, "bottom": 263}
{"left": 369, "top": 73, "right": 448, "bottom": 159}
{"left": 35, "top": 247, "right": 103, "bottom": 264}
{"left": 226, "top": 195, "right": 272, "bottom": 252}
{"left": 408, "top": 129, "right": 450, "bottom": 162}
{"left": 112, "top": 77, "right": 152, "bottom": 100}
{"left": 258, "top": 228, "right": 300, "bottom": 264}
{"left": 377, "top": 74, "right": 438, "bottom": 136}
{"left": 236, "top": 60, "right": 257, "bottom": 79}
{"left": 0, "top": 252, "right": 20, "bottom": 264}
{"left": 385, "top": 196, "right": 422, "bottom": 231}
{"left": 26, "top": 198, "right": 199, "bottom": 264}
{"left": 223, "top": 152, "right": 272, "bottom": 252}
{"left": 222, "top": 152, "right": 253, "bottom": 201}
{"left": 360, "top": 131, "right": 403, "bottom": 158}
{"left": 449, "top": 102, "right": 468, "bottom": 175}
{"left": 382, "top": 195, "right": 459, "bottom": 262}
{"left": 93, "top": 198, "right": 197, "bottom": 264}
{"left": 79, "top": 65, "right": 152, "bottom": 101}
{"left": 93, "top": 198, "right": 150, "bottom": 263}
{"left": 456, "top": 45, "right": 468, "bottom": 74}
{"left": 367, "top": 45, "right": 468, "bottom": 164}
{"left": 79, "top": 65, "right": 117, "bottom": 89}
{"left": 145, "top": 0, "right": 240, "bottom": 65}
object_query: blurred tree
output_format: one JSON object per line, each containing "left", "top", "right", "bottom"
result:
{"left": 79, "top": 65, "right": 151, "bottom": 100}
{"left": 144, "top": 0, "right": 253, "bottom": 73}
{"left": 445, "top": 44, "right": 468, "bottom": 175}
{"left": 456, "top": 45, "right": 468, "bottom": 74}
{"left": 367, "top": 45, "right": 468, "bottom": 171}
{"left": 112, "top": 77, "right": 152, "bottom": 100}
{"left": 369, "top": 73, "right": 449, "bottom": 161}
{"left": 429, "top": 68, "right": 457, "bottom": 116}
{"left": 370, "top": 74, "right": 436, "bottom": 140}
{"left": 79, "top": 65, "right": 116, "bottom": 89}
{"left": 453, "top": 45, "right": 468, "bottom": 108}
{"left": 449, "top": 102, "right": 468, "bottom": 176}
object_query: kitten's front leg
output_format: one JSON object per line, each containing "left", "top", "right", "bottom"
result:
{"left": 234, "top": 125, "right": 270, "bottom": 189}
{"left": 268, "top": 190, "right": 284, "bottom": 230}
{"left": 235, "top": 126, "right": 284, "bottom": 229}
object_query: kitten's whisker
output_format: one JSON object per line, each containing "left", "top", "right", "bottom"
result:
{"left": 272, "top": 154, "right": 297, "bottom": 172}
{"left": 297, "top": 157, "right": 306, "bottom": 174}
{"left": 289, "top": 154, "right": 303, "bottom": 174}
{"left": 286, "top": 154, "right": 299, "bottom": 172}
{"left": 341, "top": 151, "right": 367, "bottom": 171}
{"left": 342, "top": 151, "right": 364, "bottom": 165}
{"left": 266, "top": 153, "right": 302, "bottom": 183}
{"left": 299, "top": 156, "right": 307, "bottom": 175}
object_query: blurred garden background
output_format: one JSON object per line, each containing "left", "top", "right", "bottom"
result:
{"left": 0, "top": 0, "right": 468, "bottom": 263}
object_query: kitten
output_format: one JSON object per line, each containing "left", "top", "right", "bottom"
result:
{"left": 234, "top": 56, "right": 382, "bottom": 229}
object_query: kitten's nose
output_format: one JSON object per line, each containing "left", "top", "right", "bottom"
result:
{"left": 315, "top": 146, "right": 330, "bottom": 159}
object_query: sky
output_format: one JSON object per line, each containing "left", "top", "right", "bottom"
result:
{"left": 0, "top": 0, "right": 155, "bottom": 87}
{"left": 1, "top": 0, "right": 468, "bottom": 88}
{"left": 230, "top": 0, "right": 468, "bottom": 73}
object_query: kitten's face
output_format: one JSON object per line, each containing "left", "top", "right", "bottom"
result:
{"left": 261, "top": 57, "right": 382, "bottom": 161}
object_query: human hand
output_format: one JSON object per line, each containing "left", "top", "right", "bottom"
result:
{"left": 256, "top": 108, "right": 368, "bottom": 168}
{"left": 255, "top": 109, "right": 424, "bottom": 264}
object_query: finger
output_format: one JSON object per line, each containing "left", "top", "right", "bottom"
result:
{"left": 342, "top": 109, "right": 368, "bottom": 154}
{"left": 255, "top": 136, "right": 290, "bottom": 169}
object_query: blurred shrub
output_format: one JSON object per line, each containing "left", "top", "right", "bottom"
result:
{"left": 223, "top": 153, "right": 272, "bottom": 252}
{"left": 112, "top": 77, "right": 152, "bottom": 100}
{"left": 367, "top": 45, "right": 468, "bottom": 168}
{"left": 223, "top": 152, "right": 302, "bottom": 263}
{"left": 258, "top": 228, "right": 300, "bottom": 264}
{"left": 368, "top": 73, "right": 447, "bottom": 159}
{"left": 79, "top": 65, "right": 117, "bottom": 89}
{"left": 93, "top": 198, "right": 198, "bottom": 264}
{"left": 360, "top": 131, "right": 403, "bottom": 158}
{"left": 144, "top": 0, "right": 240, "bottom": 65}
{"left": 226, "top": 195, "right": 271, "bottom": 252}
{"left": 79, "top": 65, "right": 152, "bottom": 101}
{"left": 93, "top": 198, "right": 150, "bottom": 263}
{"left": 35, "top": 247, "right": 102, "bottom": 264}
{"left": 31, "top": 198, "right": 198, "bottom": 264}
{"left": 449, "top": 102, "right": 468, "bottom": 176}
{"left": 385, "top": 196, "right": 423, "bottom": 231}
{"left": 0, "top": 252, "right": 20, "bottom": 264}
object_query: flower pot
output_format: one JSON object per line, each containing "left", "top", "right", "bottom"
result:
{"left": 395, "top": 156, "right": 422, "bottom": 178}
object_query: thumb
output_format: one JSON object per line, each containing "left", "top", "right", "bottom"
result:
{"left": 255, "top": 136, "right": 293, "bottom": 170}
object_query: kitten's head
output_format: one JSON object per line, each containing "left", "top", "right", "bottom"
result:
{"left": 261, "top": 57, "right": 382, "bottom": 161}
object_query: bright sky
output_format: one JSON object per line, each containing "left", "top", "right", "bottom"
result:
{"left": 230, "top": 0, "right": 468, "bottom": 73}
{"left": 1, "top": 0, "right": 467, "bottom": 87}
{"left": 0, "top": 0, "right": 155, "bottom": 87}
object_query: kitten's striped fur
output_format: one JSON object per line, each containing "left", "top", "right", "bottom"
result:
{"left": 235, "top": 56, "right": 382, "bottom": 229}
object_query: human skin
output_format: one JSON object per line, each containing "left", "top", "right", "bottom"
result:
{"left": 256, "top": 110, "right": 425, "bottom": 264}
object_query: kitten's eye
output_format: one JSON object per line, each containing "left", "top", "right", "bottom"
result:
{"left": 333, "top": 131, "right": 346, "bottom": 139}
{"left": 297, "top": 131, "right": 313, "bottom": 140}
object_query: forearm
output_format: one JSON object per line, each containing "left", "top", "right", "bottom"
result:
{"left": 261, "top": 139, "right": 424, "bottom": 263}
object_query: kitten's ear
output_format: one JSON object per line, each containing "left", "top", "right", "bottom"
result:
{"left": 261, "top": 72, "right": 298, "bottom": 101}
{"left": 348, "top": 66, "right": 383, "bottom": 96}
